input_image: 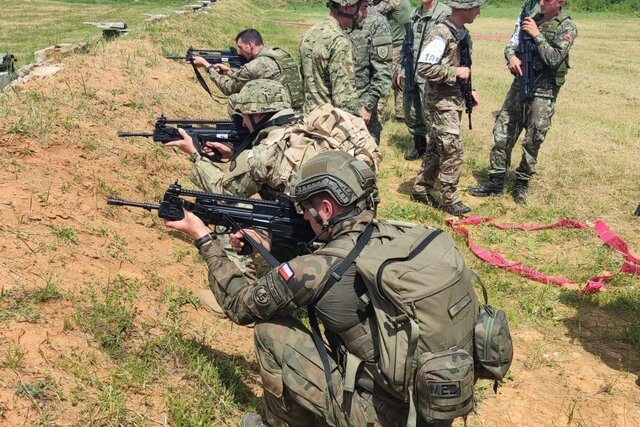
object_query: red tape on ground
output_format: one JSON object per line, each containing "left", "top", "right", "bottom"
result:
{"left": 446, "top": 216, "right": 640, "bottom": 293}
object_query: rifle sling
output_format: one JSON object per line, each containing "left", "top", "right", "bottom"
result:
{"left": 191, "top": 58, "right": 213, "bottom": 98}
{"left": 229, "top": 113, "right": 298, "bottom": 162}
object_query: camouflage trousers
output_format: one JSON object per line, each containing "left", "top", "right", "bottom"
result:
{"left": 254, "top": 316, "right": 431, "bottom": 427}
{"left": 402, "top": 83, "right": 429, "bottom": 137}
{"left": 413, "top": 109, "right": 464, "bottom": 207}
{"left": 376, "top": 46, "right": 404, "bottom": 121}
{"left": 489, "top": 83, "right": 558, "bottom": 181}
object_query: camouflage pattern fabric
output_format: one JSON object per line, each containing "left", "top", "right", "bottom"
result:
{"left": 375, "top": 0, "right": 411, "bottom": 47}
{"left": 299, "top": 16, "right": 361, "bottom": 116}
{"left": 413, "top": 109, "right": 464, "bottom": 207}
{"left": 207, "top": 46, "right": 302, "bottom": 107}
{"left": 401, "top": 1, "right": 451, "bottom": 137}
{"left": 490, "top": 11, "right": 577, "bottom": 180}
{"left": 348, "top": 6, "right": 393, "bottom": 143}
{"left": 413, "top": 18, "right": 471, "bottom": 208}
{"left": 376, "top": 0, "right": 412, "bottom": 119}
{"left": 190, "top": 108, "right": 381, "bottom": 196}
{"left": 417, "top": 19, "right": 470, "bottom": 112}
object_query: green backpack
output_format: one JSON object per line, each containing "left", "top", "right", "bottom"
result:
{"left": 311, "top": 222, "right": 481, "bottom": 426}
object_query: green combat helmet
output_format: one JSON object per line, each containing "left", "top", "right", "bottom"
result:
{"left": 329, "top": 0, "right": 363, "bottom": 5}
{"left": 448, "top": 0, "right": 486, "bottom": 9}
{"left": 232, "top": 79, "right": 292, "bottom": 115}
{"left": 292, "top": 151, "right": 376, "bottom": 209}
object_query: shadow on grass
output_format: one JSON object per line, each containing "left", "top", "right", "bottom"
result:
{"left": 557, "top": 284, "right": 640, "bottom": 387}
{"left": 187, "top": 338, "right": 262, "bottom": 408}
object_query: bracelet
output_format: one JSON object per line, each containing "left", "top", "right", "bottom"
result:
{"left": 194, "top": 233, "right": 216, "bottom": 250}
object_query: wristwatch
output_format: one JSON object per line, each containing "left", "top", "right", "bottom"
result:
{"left": 205, "top": 64, "right": 215, "bottom": 73}
{"left": 194, "top": 233, "right": 216, "bottom": 250}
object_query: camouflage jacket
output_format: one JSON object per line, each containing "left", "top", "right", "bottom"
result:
{"left": 347, "top": 7, "right": 393, "bottom": 111}
{"left": 416, "top": 19, "right": 470, "bottom": 111}
{"left": 400, "top": 1, "right": 451, "bottom": 86}
{"left": 208, "top": 47, "right": 303, "bottom": 109}
{"left": 190, "top": 107, "right": 380, "bottom": 198}
{"left": 299, "top": 16, "right": 361, "bottom": 116}
{"left": 505, "top": 9, "right": 577, "bottom": 96}
{"left": 200, "top": 211, "right": 376, "bottom": 328}
{"left": 375, "top": 0, "right": 412, "bottom": 47}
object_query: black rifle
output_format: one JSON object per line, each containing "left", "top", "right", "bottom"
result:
{"left": 107, "top": 182, "right": 316, "bottom": 264}
{"left": 634, "top": 203, "right": 640, "bottom": 217}
{"left": 401, "top": 22, "right": 416, "bottom": 94}
{"left": 118, "top": 115, "right": 249, "bottom": 163}
{"left": 458, "top": 31, "right": 474, "bottom": 130}
{"left": 165, "top": 47, "right": 247, "bottom": 68}
{"left": 516, "top": 7, "right": 538, "bottom": 124}
{"left": 166, "top": 47, "right": 248, "bottom": 96}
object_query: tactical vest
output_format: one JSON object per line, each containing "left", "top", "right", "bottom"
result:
{"left": 259, "top": 48, "right": 304, "bottom": 111}
{"left": 535, "top": 12, "right": 572, "bottom": 87}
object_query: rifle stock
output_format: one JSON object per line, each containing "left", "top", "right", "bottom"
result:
{"left": 107, "top": 182, "right": 315, "bottom": 263}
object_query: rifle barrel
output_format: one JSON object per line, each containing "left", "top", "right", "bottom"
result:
{"left": 107, "top": 198, "right": 160, "bottom": 210}
{"left": 118, "top": 131, "right": 154, "bottom": 138}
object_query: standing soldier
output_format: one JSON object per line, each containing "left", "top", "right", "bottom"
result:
{"left": 410, "top": 0, "right": 482, "bottom": 216}
{"left": 374, "top": 0, "right": 412, "bottom": 121}
{"left": 299, "top": 0, "right": 368, "bottom": 116}
{"left": 192, "top": 28, "right": 303, "bottom": 111}
{"left": 400, "top": 0, "right": 451, "bottom": 161}
{"left": 348, "top": 5, "right": 393, "bottom": 143}
{"left": 470, "top": 0, "right": 576, "bottom": 204}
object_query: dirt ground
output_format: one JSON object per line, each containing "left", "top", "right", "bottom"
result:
{"left": 0, "top": 35, "right": 639, "bottom": 426}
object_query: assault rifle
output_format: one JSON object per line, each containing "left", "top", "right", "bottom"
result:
{"left": 401, "top": 22, "right": 416, "bottom": 94}
{"left": 107, "top": 182, "right": 316, "bottom": 264}
{"left": 166, "top": 47, "right": 247, "bottom": 96}
{"left": 516, "top": 6, "right": 538, "bottom": 123}
{"left": 458, "top": 32, "right": 474, "bottom": 130}
{"left": 118, "top": 115, "right": 249, "bottom": 163}
{"left": 165, "top": 47, "right": 247, "bottom": 68}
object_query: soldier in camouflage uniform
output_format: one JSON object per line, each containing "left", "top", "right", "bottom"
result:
{"left": 193, "top": 28, "right": 303, "bottom": 111}
{"left": 400, "top": 0, "right": 451, "bottom": 161}
{"left": 299, "top": 0, "right": 368, "bottom": 116}
{"left": 347, "top": 5, "right": 393, "bottom": 143}
{"left": 410, "top": 0, "right": 483, "bottom": 216}
{"left": 164, "top": 151, "right": 457, "bottom": 427}
{"left": 166, "top": 80, "right": 379, "bottom": 315}
{"left": 374, "top": 0, "right": 412, "bottom": 120}
{"left": 470, "top": 0, "right": 576, "bottom": 203}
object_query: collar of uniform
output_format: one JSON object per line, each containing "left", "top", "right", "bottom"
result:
{"left": 330, "top": 210, "right": 375, "bottom": 241}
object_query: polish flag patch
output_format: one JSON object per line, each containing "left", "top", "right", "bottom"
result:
{"left": 278, "top": 263, "right": 295, "bottom": 282}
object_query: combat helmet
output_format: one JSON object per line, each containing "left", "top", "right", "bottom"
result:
{"left": 328, "top": 0, "right": 363, "bottom": 5}
{"left": 232, "top": 79, "right": 291, "bottom": 115}
{"left": 448, "top": 0, "right": 486, "bottom": 9}
{"left": 292, "top": 151, "right": 376, "bottom": 209}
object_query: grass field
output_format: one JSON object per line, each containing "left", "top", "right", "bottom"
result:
{"left": 0, "top": 0, "right": 639, "bottom": 425}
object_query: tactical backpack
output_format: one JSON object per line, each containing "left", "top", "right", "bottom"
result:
{"left": 256, "top": 103, "right": 381, "bottom": 189}
{"left": 260, "top": 48, "right": 305, "bottom": 111}
{"left": 311, "top": 222, "right": 481, "bottom": 426}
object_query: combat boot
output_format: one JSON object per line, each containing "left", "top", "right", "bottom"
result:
{"left": 404, "top": 135, "right": 426, "bottom": 161}
{"left": 241, "top": 413, "right": 271, "bottom": 427}
{"left": 410, "top": 192, "right": 440, "bottom": 208}
{"left": 512, "top": 179, "right": 529, "bottom": 204}
{"left": 444, "top": 201, "right": 471, "bottom": 216}
{"left": 469, "top": 174, "right": 504, "bottom": 197}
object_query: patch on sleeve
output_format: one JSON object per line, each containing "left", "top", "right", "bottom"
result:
{"left": 563, "top": 34, "right": 573, "bottom": 43}
{"left": 418, "top": 37, "right": 446, "bottom": 65}
{"left": 253, "top": 286, "right": 271, "bottom": 306}
{"left": 278, "top": 263, "right": 295, "bottom": 282}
